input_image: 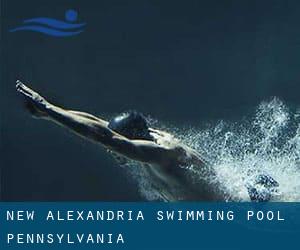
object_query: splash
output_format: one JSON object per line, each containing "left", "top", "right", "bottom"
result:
{"left": 124, "top": 98, "right": 300, "bottom": 201}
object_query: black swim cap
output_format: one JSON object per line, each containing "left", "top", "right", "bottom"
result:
{"left": 108, "top": 111, "right": 153, "bottom": 140}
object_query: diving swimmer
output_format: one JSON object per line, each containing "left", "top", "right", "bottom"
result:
{"left": 15, "top": 80, "right": 278, "bottom": 201}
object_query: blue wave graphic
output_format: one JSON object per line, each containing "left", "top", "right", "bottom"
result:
{"left": 23, "top": 18, "right": 85, "bottom": 29}
{"left": 10, "top": 25, "right": 83, "bottom": 37}
{"left": 9, "top": 9, "right": 85, "bottom": 37}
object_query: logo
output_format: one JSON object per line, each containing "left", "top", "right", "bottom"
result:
{"left": 9, "top": 9, "right": 85, "bottom": 37}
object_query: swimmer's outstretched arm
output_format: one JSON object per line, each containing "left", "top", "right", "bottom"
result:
{"left": 16, "top": 81, "right": 175, "bottom": 165}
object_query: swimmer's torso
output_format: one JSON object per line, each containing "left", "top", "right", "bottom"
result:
{"left": 144, "top": 160, "right": 224, "bottom": 201}
{"left": 144, "top": 129, "right": 225, "bottom": 201}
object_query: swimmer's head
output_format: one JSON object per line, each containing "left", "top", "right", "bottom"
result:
{"left": 108, "top": 111, "right": 153, "bottom": 141}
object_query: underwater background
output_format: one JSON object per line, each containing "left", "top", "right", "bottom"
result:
{"left": 2, "top": 0, "right": 300, "bottom": 201}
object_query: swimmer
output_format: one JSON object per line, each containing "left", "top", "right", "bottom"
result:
{"left": 16, "top": 80, "right": 278, "bottom": 201}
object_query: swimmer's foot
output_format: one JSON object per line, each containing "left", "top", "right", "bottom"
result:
{"left": 16, "top": 80, "right": 49, "bottom": 118}
{"left": 246, "top": 174, "right": 279, "bottom": 202}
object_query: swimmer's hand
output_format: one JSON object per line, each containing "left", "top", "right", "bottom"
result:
{"left": 16, "top": 80, "right": 49, "bottom": 118}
